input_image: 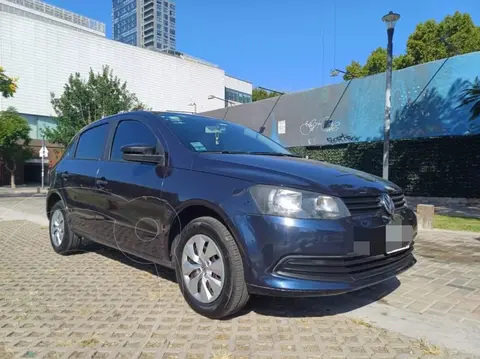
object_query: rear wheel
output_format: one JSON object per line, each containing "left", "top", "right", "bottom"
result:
{"left": 172, "top": 216, "right": 249, "bottom": 319}
{"left": 49, "top": 201, "right": 82, "bottom": 255}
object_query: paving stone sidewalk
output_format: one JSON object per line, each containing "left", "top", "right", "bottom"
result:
{"left": 1, "top": 220, "right": 479, "bottom": 359}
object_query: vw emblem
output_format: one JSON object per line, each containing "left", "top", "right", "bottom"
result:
{"left": 381, "top": 194, "right": 395, "bottom": 215}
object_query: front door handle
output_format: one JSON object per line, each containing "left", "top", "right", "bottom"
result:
{"left": 96, "top": 178, "right": 108, "bottom": 187}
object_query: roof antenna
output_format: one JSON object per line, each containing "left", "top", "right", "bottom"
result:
{"left": 258, "top": 93, "right": 284, "bottom": 134}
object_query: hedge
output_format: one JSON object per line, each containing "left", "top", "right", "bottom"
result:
{"left": 290, "top": 135, "right": 480, "bottom": 198}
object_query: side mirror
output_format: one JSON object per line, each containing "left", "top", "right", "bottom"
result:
{"left": 121, "top": 144, "right": 165, "bottom": 165}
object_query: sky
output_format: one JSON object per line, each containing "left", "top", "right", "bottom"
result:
{"left": 45, "top": 0, "right": 480, "bottom": 93}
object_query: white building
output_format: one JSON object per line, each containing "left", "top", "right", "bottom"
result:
{"left": 1, "top": 0, "right": 106, "bottom": 36}
{"left": 0, "top": 0, "right": 252, "bottom": 141}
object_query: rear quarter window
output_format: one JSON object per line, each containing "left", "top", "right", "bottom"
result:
{"left": 75, "top": 124, "right": 109, "bottom": 160}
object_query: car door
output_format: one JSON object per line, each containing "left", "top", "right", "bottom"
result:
{"left": 65, "top": 123, "right": 109, "bottom": 242}
{"left": 94, "top": 117, "right": 174, "bottom": 263}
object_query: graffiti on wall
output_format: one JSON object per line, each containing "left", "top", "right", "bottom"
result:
{"left": 299, "top": 117, "right": 341, "bottom": 135}
{"left": 202, "top": 52, "right": 480, "bottom": 147}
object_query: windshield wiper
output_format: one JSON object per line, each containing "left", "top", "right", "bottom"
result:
{"left": 248, "top": 152, "right": 301, "bottom": 158}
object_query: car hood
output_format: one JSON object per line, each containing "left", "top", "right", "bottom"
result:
{"left": 193, "top": 153, "right": 402, "bottom": 197}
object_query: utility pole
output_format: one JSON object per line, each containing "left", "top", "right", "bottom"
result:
{"left": 41, "top": 135, "right": 45, "bottom": 189}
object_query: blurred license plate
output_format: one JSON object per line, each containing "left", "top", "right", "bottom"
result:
{"left": 386, "top": 224, "right": 413, "bottom": 254}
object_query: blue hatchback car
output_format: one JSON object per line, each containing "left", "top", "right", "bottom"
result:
{"left": 46, "top": 111, "right": 417, "bottom": 318}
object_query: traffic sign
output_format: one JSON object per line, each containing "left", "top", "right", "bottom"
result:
{"left": 39, "top": 146, "right": 49, "bottom": 158}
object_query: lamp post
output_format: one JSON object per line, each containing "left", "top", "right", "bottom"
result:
{"left": 381, "top": 11, "right": 400, "bottom": 180}
{"left": 208, "top": 95, "right": 235, "bottom": 107}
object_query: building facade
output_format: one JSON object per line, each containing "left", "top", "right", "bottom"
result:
{"left": 113, "top": 0, "right": 176, "bottom": 51}
{"left": 0, "top": 1, "right": 251, "bottom": 185}
{"left": 0, "top": 0, "right": 105, "bottom": 36}
{"left": 224, "top": 75, "right": 253, "bottom": 106}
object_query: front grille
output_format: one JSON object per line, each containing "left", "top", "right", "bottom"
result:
{"left": 342, "top": 191, "right": 406, "bottom": 216}
{"left": 273, "top": 245, "right": 415, "bottom": 282}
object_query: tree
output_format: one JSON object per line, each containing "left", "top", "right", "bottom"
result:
{"left": 0, "top": 108, "right": 32, "bottom": 188}
{"left": 0, "top": 66, "right": 18, "bottom": 98}
{"left": 343, "top": 11, "right": 480, "bottom": 80}
{"left": 252, "top": 88, "right": 281, "bottom": 102}
{"left": 460, "top": 76, "right": 480, "bottom": 120}
{"left": 43, "top": 65, "right": 147, "bottom": 147}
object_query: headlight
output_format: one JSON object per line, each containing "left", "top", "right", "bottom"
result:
{"left": 249, "top": 185, "right": 350, "bottom": 219}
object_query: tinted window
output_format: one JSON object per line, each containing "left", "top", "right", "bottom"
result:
{"left": 60, "top": 136, "right": 77, "bottom": 161}
{"left": 158, "top": 114, "right": 290, "bottom": 155}
{"left": 75, "top": 124, "right": 108, "bottom": 160}
{"left": 110, "top": 120, "right": 158, "bottom": 160}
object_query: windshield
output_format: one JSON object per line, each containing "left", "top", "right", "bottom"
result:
{"left": 157, "top": 113, "right": 291, "bottom": 155}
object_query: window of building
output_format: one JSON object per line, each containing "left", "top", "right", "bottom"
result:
{"left": 75, "top": 124, "right": 109, "bottom": 160}
{"left": 225, "top": 88, "right": 252, "bottom": 104}
{"left": 110, "top": 121, "right": 157, "bottom": 161}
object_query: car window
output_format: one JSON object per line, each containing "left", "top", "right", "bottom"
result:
{"left": 157, "top": 114, "right": 291, "bottom": 154}
{"left": 110, "top": 120, "right": 158, "bottom": 161}
{"left": 75, "top": 124, "right": 109, "bottom": 160}
{"left": 60, "top": 136, "right": 77, "bottom": 160}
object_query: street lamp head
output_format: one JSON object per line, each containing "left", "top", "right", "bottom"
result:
{"left": 330, "top": 69, "right": 340, "bottom": 77}
{"left": 382, "top": 11, "right": 400, "bottom": 29}
{"left": 207, "top": 95, "right": 214, "bottom": 100}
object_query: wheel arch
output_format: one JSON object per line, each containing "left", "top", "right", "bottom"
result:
{"left": 46, "top": 190, "right": 64, "bottom": 219}
{"left": 166, "top": 200, "right": 246, "bottom": 263}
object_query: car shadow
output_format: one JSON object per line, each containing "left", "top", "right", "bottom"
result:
{"left": 88, "top": 243, "right": 177, "bottom": 282}
{"left": 90, "top": 244, "right": 400, "bottom": 319}
{"left": 241, "top": 278, "right": 400, "bottom": 319}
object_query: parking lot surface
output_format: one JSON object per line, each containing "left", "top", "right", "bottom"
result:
{"left": 1, "top": 196, "right": 479, "bottom": 358}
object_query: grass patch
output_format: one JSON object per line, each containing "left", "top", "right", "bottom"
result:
{"left": 211, "top": 351, "right": 233, "bottom": 359}
{"left": 79, "top": 337, "right": 99, "bottom": 348}
{"left": 417, "top": 338, "right": 442, "bottom": 355}
{"left": 350, "top": 317, "right": 373, "bottom": 328}
{"left": 434, "top": 215, "right": 480, "bottom": 232}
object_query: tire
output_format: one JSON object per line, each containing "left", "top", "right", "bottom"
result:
{"left": 172, "top": 216, "right": 250, "bottom": 319}
{"left": 48, "top": 200, "right": 82, "bottom": 255}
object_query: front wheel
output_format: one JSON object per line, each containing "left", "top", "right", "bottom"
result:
{"left": 172, "top": 216, "right": 249, "bottom": 319}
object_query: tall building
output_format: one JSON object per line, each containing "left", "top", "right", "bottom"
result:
{"left": 113, "top": 0, "right": 176, "bottom": 51}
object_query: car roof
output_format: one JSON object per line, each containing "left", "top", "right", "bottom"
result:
{"left": 78, "top": 110, "right": 230, "bottom": 135}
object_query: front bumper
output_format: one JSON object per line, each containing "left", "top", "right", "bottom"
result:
{"left": 247, "top": 246, "right": 416, "bottom": 297}
{"left": 232, "top": 206, "right": 417, "bottom": 297}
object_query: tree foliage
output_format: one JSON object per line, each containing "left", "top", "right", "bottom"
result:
{"left": 344, "top": 11, "right": 480, "bottom": 80}
{"left": 0, "top": 66, "right": 18, "bottom": 98}
{"left": 0, "top": 108, "right": 32, "bottom": 188}
{"left": 252, "top": 88, "right": 281, "bottom": 102}
{"left": 43, "top": 66, "right": 147, "bottom": 147}
{"left": 460, "top": 76, "right": 480, "bottom": 120}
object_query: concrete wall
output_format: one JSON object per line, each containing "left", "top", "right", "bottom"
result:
{"left": 0, "top": 9, "right": 251, "bottom": 117}
{"left": 203, "top": 52, "right": 480, "bottom": 147}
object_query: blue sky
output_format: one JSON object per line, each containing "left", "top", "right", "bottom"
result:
{"left": 45, "top": 0, "right": 480, "bottom": 92}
